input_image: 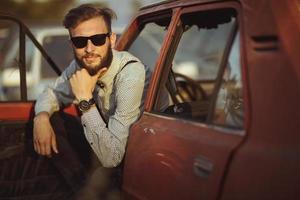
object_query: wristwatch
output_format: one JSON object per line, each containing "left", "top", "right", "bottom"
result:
{"left": 78, "top": 98, "right": 95, "bottom": 112}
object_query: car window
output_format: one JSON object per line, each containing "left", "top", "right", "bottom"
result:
{"left": 154, "top": 8, "right": 244, "bottom": 129}
{"left": 25, "top": 34, "right": 73, "bottom": 101}
{"left": 0, "top": 21, "right": 21, "bottom": 101}
{"left": 40, "top": 35, "right": 73, "bottom": 79}
{"left": 127, "top": 16, "right": 171, "bottom": 111}
{"left": 213, "top": 32, "right": 243, "bottom": 128}
{"left": 0, "top": 33, "right": 43, "bottom": 101}
{"left": 0, "top": 22, "right": 8, "bottom": 101}
{"left": 0, "top": 28, "right": 9, "bottom": 49}
{"left": 0, "top": 22, "right": 73, "bottom": 101}
{"left": 128, "top": 20, "right": 169, "bottom": 72}
{"left": 172, "top": 25, "right": 228, "bottom": 80}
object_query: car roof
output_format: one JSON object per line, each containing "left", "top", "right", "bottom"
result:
{"left": 140, "top": 0, "right": 221, "bottom": 11}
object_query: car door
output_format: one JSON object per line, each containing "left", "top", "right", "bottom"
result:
{"left": 0, "top": 16, "right": 78, "bottom": 199}
{"left": 220, "top": 1, "right": 300, "bottom": 199}
{"left": 117, "top": 1, "right": 247, "bottom": 200}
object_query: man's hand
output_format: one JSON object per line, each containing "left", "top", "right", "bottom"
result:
{"left": 33, "top": 112, "right": 58, "bottom": 157}
{"left": 70, "top": 68, "right": 107, "bottom": 101}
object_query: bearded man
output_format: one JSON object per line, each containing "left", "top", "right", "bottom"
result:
{"left": 33, "top": 4, "right": 149, "bottom": 172}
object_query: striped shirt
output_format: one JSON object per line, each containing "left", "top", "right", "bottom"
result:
{"left": 35, "top": 49, "right": 150, "bottom": 167}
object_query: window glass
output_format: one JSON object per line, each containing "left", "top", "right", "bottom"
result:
{"left": 127, "top": 17, "right": 170, "bottom": 111}
{"left": 25, "top": 34, "right": 73, "bottom": 100}
{"left": 1, "top": 34, "right": 36, "bottom": 101}
{"left": 0, "top": 27, "right": 9, "bottom": 49}
{"left": 41, "top": 35, "right": 72, "bottom": 79}
{"left": 213, "top": 32, "right": 244, "bottom": 128}
{"left": 0, "top": 21, "right": 20, "bottom": 101}
{"left": 154, "top": 9, "right": 244, "bottom": 129}
{"left": 172, "top": 24, "right": 230, "bottom": 80}
{"left": 128, "top": 21, "right": 168, "bottom": 71}
{"left": 22, "top": 34, "right": 71, "bottom": 101}
{"left": 0, "top": 22, "right": 73, "bottom": 101}
{"left": 0, "top": 23, "right": 8, "bottom": 101}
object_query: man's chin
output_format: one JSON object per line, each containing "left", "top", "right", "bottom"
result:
{"left": 84, "top": 65, "right": 102, "bottom": 76}
{"left": 84, "top": 62, "right": 100, "bottom": 70}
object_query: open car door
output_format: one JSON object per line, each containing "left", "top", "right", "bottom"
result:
{"left": 116, "top": 1, "right": 246, "bottom": 199}
{"left": 0, "top": 16, "right": 81, "bottom": 199}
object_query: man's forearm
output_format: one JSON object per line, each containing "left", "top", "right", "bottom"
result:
{"left": 35, "top": 88, "right": 60, "bottom": 116}
{"left": 35, "top": 60, "right": 79, "bottom": 116}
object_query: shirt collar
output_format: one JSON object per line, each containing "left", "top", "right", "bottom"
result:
{"left": 98, "top": 49, "right": 120, "bottom": 88}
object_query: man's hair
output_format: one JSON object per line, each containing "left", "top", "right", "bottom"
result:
{"left": 63, "top": 4, "right": 117, "bottom": 32}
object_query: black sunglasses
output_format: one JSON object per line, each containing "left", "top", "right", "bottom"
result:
{"left": 71, "top": 33, "right": 111, "bottom": 48}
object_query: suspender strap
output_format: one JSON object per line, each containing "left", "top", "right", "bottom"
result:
{"left": 120, "top": 60, "right": 138, "bottom": 72}
{"left": 95, "top": 59, "right": 139, "bottom": 125}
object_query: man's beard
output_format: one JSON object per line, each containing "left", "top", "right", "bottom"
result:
{"left": 75, "top": 47, "right": 113, "bottom": 76}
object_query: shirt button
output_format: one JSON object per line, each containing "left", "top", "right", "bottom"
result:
{"left": 90, "top": 142, "right": 93, "bottom": 145}
{"left": 83, "top": 124, "right": 86, "bottom": 127}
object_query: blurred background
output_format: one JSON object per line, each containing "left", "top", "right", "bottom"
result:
{"left": 0, "top": 0, "right": 161, "bottom": 101}
{"left": 0, "top": 0, "right": 160, "bottom": 26}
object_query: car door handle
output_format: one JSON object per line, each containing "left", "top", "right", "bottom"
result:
{"left": 193, "top": 156, "right": 213, "bottom": 178}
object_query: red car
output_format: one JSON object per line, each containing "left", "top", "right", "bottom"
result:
{"left": 0, "top": 0, "right": 300, "bottom": 199}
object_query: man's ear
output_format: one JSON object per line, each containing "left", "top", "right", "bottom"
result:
{"left": 110, "top": 32, "right": 117, "bottom": 49}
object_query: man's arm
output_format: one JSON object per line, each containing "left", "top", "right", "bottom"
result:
{"left": 81, "top": 62, "right": 147, "bottom": 167}
{"left": 33, "top": 111, "right": 58, "bottom": 156}
{"left": 35, "top": 61, "right": 78, "bottom": 115}
{"left": 34, "top": 60, "right": 77, "bottom": 156}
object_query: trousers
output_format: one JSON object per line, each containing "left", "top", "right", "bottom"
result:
{"left": 49, "top": 112, "right": 121, "bottom": 200}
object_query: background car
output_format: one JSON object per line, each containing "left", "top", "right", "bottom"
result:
{"left": 0, "top": 24, "right": 71, "bottom": 100}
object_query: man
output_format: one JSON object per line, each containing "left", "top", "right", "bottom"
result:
{"left": 33, "top": 3, "right": 149, "bottom": 170}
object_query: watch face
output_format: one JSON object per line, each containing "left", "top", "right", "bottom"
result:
{"left": 78, "top": 100, "right": 90, "bottom": 112}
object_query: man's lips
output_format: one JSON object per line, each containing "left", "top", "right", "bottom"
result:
{"left": 83, "top": 54, "right": 99, "bottom": 62}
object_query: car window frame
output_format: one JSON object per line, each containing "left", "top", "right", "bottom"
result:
{"left": 0, "top": 15, "right": 62, "bottom": 102}
{"left": 115, "top": 8, "right": 177, "bottom": 110}
{"left": 148, "top": 2, "right": 247, "bottom": 131}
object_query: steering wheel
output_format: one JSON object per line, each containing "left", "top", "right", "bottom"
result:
{"left": 174, "top": 72, "right": 208, "bottom": 102}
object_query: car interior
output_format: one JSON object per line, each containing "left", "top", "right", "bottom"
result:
{"left": 127, "top": 8, "right": 244, "bottom": 128}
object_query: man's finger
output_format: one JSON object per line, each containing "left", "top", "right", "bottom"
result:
{"left": 34, "top": 138, "right": 51, "bottom": 156}
{"left": 92, "top": 67, "right": 107, "bottom": 82}
{"left": 51, "top": 135, "right": 59, "bottom": 154}
{"left": 98, "top": 67, "right": 108, "bottom": 78}
{"left": 45, "top": 141, "right": 51, "bottom": 156}
{"left": 34, "top": 140, "right": 40, "bottom": 154}
{"left": 40, "top": 142, "right": 47, "bottom": 156}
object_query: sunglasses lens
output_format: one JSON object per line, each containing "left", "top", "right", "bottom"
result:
{"left": 71, "top": 33, "right": 110, "bottom": 48}
{"left": 90, "top": 34, "right": 107, "bottom": 46}
{"left": 71, "top": 37, "right": 87, "bottom": 48}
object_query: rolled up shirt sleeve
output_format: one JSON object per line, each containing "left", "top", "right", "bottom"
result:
{"left": 35, "top": 61, "right": 77, "bottom": 116}
{"left": 81, "top": 62, "right": 146, "bottom": 167}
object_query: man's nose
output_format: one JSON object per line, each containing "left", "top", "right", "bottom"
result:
{"left": 85, "top": 39, "right": 95, "bottom": 53}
